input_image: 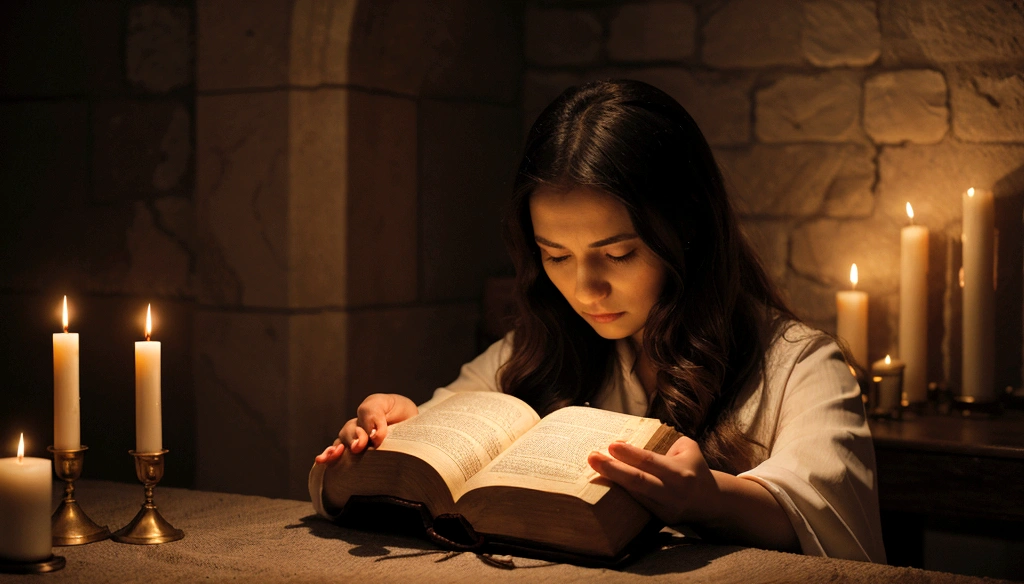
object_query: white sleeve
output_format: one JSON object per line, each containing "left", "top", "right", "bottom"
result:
{"left": 417, "top": 333, "right": 513, "bottom": 413}
{"left": 739, "top": 335, "right": 887, "bottom": 564}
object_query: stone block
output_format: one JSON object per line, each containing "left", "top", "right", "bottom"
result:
{"left": 801, "top": 0, "right": 880, "bottom": 67}
{"left": 737, "top": 219, "right": 791, "bottom": 283}
{"left": 124, "top": 197, "right": 194, "bottom": 297}
{"left": 864, "top": 70, "right": 948, "bottom": 145}
{"left": 716, "top": 143, "right": 875, "bottom": 218}
{"left": 790, "top": 217, "right": 901, "bottom": 294}
{"left": 755, "top": 72, "right": 863, "bottom": 143}
{"left": 703, "top": 0, "right": 803, "bottom": 68}
{"left": 419, "top": 100, "right": 519, "bottom": 302}
{"left": 93, "top": 99, "right": 192, "bottom": 202}
{"left": 880, "top": 0, "right": 1024, "bottom": 65}
{"left": 878, "top": 142, "right": 1024, "bottom": 234}
{"left": 196, "top": 0, "right": 291, "bottom": 91}
{"left": 950, "top": 66, "right": 1024, "bottom": 143}
{"left": 196, "top": 92, "right": 289, "bottom": 307}
{"left": 287, "top": 89, "right": 348, "bottom": 308}
{"left": 608, "top": 2, "right": 696, "bottom": 62}
{"left": 346, "top": 90, "right": 418, "bottom": 307}
{"left": 780, "top": 273, "right": 838, "bottom": 331}
{"left": 288, "top": 0, "right": 357, "bottom": 87}
{"left": 525, "top": 7, "right": 601, "bottom": 66}
{"left": 625, "top": 67, "right": 753, "bottom": 146}
{"left": 126, "top": 2, "right": 193, "bottom": 93}
{"left": 0, "top": 2, "right": 125, "bottom": 96}
{"left": 347, "top": 303, "right": 480, "bottom": 413}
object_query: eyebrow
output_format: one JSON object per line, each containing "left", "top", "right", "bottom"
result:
{"left": 534, "top": 233, "right": 638, "bottom": 249}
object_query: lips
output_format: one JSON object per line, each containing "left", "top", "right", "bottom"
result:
{"left": 585, "top": 312, "right": 625, "bottom": 324}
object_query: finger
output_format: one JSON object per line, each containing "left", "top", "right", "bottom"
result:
{"left": 314, "top": 443, "right": 345, "bottom": 465}
{"left": 588, "top": 450, "right": 665, "bottom": 499}
{"left": 349, "top": 426, "right": 370, "bottom": 454}
{"left": 607, "top": 441, "right": 676, "bottom": 479}
{"left": 357, "top": 401, "right": 389, "bottom": 444}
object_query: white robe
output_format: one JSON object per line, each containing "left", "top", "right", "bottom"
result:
{"left": 414, "top": 323, "right": 887, "bottom": 563}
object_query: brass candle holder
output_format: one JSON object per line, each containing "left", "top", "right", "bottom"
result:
{"left": 111, "top": 450, "right": 183, "bottom": 544}
{"left": 48, "top": 445, "right": 110, "bottom": 545}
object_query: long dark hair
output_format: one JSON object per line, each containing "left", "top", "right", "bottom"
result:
{"left": 499, "top": 79, "right": 797, "bottom": 473}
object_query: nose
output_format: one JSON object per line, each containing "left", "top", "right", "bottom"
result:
{"left": 574, "top": 259, "right": 611, "bottom": 305}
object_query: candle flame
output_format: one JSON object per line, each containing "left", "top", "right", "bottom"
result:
{"left": 145, "top": 304, "right": 152, "bottom": 341}
{"left": 850, "top": 264, "right": 859, "bottom": 288}
{"left": 906, "top": 202, "right": 914, "bottom": 221}
{"left": 62, "top": 295, "right": 69, "bottom": 333}
{"left": 885, "top": 355, "right": 891, "bottom": 365}
{"left": 17, "top": 433, "right": 24, "bottom": 462}
{"left": 959, "top": 266, "right": 965, "bottom": 289}
{"left": 968, "top": 187, "right": 975, "bottom": 197}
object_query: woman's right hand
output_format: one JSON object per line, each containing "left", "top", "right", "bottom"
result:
{"left": 314, "top": 393, "right": 418, "bottom": 465}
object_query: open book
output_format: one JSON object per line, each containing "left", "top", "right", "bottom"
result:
{"left": 310, "top": 391, "right": 682, "bottom": 561}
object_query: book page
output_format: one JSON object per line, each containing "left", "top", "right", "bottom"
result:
{"left": 462, "top": 406, "right": 664, "bottom": 502}
{"left": 377, "top": 391, "right": 540, "bottom": 496}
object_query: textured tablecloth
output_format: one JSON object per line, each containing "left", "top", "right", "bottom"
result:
{"left": 0, "top": 480, "right": 1010, "bottom": 583}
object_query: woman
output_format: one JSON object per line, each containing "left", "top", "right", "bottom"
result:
{"left": 314, "top": 79, "right": 885, "bottom": 563}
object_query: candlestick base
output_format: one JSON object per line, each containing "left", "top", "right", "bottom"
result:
{"left": 111, "top": 450, "right": 183, "bottom": 545}
{"left": 0, "top": 555, "right": 66, "bottom": 574}
{"left": 48, "top": 446, "right": 111, "bottom": 546}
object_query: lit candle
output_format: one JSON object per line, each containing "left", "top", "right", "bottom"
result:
{"left": 53, "top": 295, "right": 81, "bottom": 450}
{"left": 899, "top": 203, "right": 929, "bottom": 404}
{"left": 836, "top": 263, "right": 869, "bottom": 369}
{"left": 871, "top": 355, "right": 905, "bottom": 416}
{"left": 961, "top": 187, "right": 995, "bottom": 402}
{"left": 0, "top": 434, "right": 52, "bottom": 562}
{"left": 135, "top": 304, "right": 162, "bottom": 453}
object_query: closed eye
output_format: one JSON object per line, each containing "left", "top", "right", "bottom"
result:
{"left": 545, "top": 254, "right": 570, "bottom": 264}
{"left": 607, "top": 250, "right": 636, "bottom": 264}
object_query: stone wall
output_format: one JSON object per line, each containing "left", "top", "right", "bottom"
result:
{"left": 0, "top": 1, "right": 197, "bottom": 486}
{"left": 524, "top": 0, "right": 1024, "bottom": 390}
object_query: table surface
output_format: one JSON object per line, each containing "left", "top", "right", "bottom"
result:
{"left": 869, "top": 409, "right": 1024, "bottom": 458}
{"left": 0, "top": 480, "right": 1008, "bottom": 584}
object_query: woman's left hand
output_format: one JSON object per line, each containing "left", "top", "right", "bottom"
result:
{"left": 587, "top": 436, "right": 720, "bottom": 526}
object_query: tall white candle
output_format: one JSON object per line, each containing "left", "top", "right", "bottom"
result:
{"left": 135, "top": 304, "right": 162, "bottom": 453}
{"left": 837, "top": 263, "right": 869, "bottom": 369}
{"left": 962, "top": 187, "right": 995, "bottom": 401}
{"left": 53, "top": 296, "right": 81, "bottom": 450}
{"left": 899, "top": 204, "right": 929, "bottom": 404}
{"left": 0, "top": 434, "right": 52, "bottom": 562}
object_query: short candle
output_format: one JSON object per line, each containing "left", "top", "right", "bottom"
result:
{"left": 836, "top": 264, "right": 869, "bottom": 369}
{"left": 0, "top": 434, "right": 52, "bottom": 562}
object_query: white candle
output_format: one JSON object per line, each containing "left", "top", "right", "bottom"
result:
{"left": 0, "top": 434, "right": 52, "bottom": 562}
{"left": 899, "top": 204, "right": 929, "bottom": 404}
{"left": 837, "top": 263, "right": 869, "bottom": 369}
{"left": 135, "top": 304, "right": 162, "bottom": 453}
{"left": 871, "top": 355, "right": 905, "bottom": 414}
{"left": 962, "top": 187, "right": 995, "bottom": 401}
{"left": 53, "top": 296, "right": 81, "bottom": 450}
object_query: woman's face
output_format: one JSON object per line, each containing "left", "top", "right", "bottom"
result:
{"left": 529, "top": 185, "right": 667, "bottom": 345}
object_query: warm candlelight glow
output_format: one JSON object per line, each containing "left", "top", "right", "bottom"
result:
{"left": 906, "top": 202, "right": 914, "bottom": 223}
{"left": 967, "top": 187, "right": 975, "bottom": 197}
{"left": 145, "top": 304, "right": 152, "bottom": 341}
{"left": 62, "top": 295, "right": 69, "bottom": 333}
{"left": 959, "top": 266, "right": 965, "bottom": 288}
{"left": 849, "top": 264, "right": 859, "bottom": 288}
{"left": 17, "top": 433, "right": 24, "bottom": 463}
{"left": 884, "top": 354, "right": 892, "bottom": 365}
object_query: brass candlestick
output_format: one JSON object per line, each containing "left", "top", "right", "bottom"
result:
{"left": 48, "top": 445, "right": 110, "bottom": 546}
{"left": 111, "top": 450, "right": 183, "bottom": 544}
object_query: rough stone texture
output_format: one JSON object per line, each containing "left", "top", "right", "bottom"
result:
{"left": 347, "top": 303, "right": 480, "bottom": 414}
{"left": 790, "top": 217, "right": 901, "bottom": 294}
{"left": 196, "top": 91, "right": 289, "bottom": 307}
{"left": 607, "top": 2, "right": 696, "bottom": 62}
{"left": 287, "top": 89, "right": 348, "bottom": 309}
{"left": 737, "top": 219, "right": 791, "bottom": 283}
{"left": 0, "top": 2, "right": 125, "bottom": 96}
{"left": 625, "top": 68, "right": 753, "bottom": 145}
{"left": 125, "top": 197, "right": 195, "bottom": 297}
{"left": 780, "top": 273, "right": 838, "bottom": 331}
{"left": 525, "top": 7, "right": 601, "bottom": 66}
{"left": 419, "top": 100, "right": 518, "bottom": 302}
{"left": 801, "top": 0, "right": 880, "bottom": 67}
{"left": 126, "top": 3, "right": 192, "bottom": 92}
{"left": 703, "top": 0, "right": 803, "bottom": 68}
{"left": 878, "top": 142, "right": 1024, "bottom": 234}
{"left": 864, "top": 70, "right": 948, "bottom": 145}
{"left": 93, "top": 100, "right": 192, "bottom": 202}
{"left": 196, "top": 0, "right": 291, "bottom": 91}
{"left": 716, "top": 144, "right": 875, "bottom": 218}
{"left": 288, "top": 0, "right": 357, "bottom": 87}
{"left": 756, "top": 72, "right": 864, "bottom": 143}
{"left": 346, "top": 90, "right": 418, "bottom": 307}
{"left": 950, "top": 66, "right": 1024, "bottom": 143}
{"left": 881, "top": 0, "right": 1024, "bottom": 65}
